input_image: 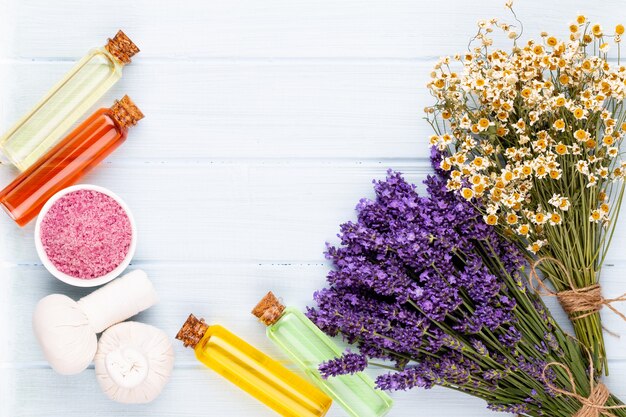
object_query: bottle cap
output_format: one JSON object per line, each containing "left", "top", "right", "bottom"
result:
{"left": 251, "top": 291, "right": 285, "bottom": 326}
{"left": 105, "top": 30, "right": 140, "bottom": 65}
{"left": 110, "top": 95, "right": 144, "bottom": 129}
{"left": 176, "top": 314, "right": 209, "bottom": 348}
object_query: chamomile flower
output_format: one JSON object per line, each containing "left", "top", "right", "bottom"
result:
{"left": 517, "top": 224, "right": 530, "bottom": 236}
{"left": 527, "top": 240, "right": 547, "bottom": 254}
{"left": 549, "top": 213, "right": 562, "bottom": 225}
{"left": 590, "top": 209, "right": 603, "bottom": 222}
{"left": 461, "top": 188, "right": 475, "bottom": 200}
{"left": 553, "top": 119, "right": 566, "bottom": 131}
{"left": 484, "top": 214, "right": 498, "bottom": 225}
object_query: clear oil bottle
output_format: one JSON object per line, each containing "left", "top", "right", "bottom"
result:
{"left": 176, "top": 314, "right": 332, "bottom": 417}
{"left": 0, "top": 95, "right": 143, "bottom": 226}
{"left": 252, "top": 292, "right": 393, "bottom": 417}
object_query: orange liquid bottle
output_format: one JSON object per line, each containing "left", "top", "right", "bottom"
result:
{"left": 177, "top": 314, "right": 332, "bottom": 417}
{"left": 0, "top": 96, "right": 143, "bottom": 226}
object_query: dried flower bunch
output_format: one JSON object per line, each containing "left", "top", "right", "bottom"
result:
{"left": 308, "top": 154, "right": 626, "bottom": 417}
{"left": 425, "top": 4, "right": 626, "bottom": 371}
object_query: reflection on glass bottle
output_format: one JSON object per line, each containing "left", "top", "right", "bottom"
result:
{"left": 176, "top": 314, "right": 332, "bottom": 417}
{"left": 0, "top": 95, "right": 143, "bottom": 226}
{"left": 0, "top": 30, "right": 139, "bottom": 171}
{"left": 252, "top": 292, "right": 393, "bottom": 417}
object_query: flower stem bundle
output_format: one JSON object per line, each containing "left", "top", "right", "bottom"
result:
{"left": 307, "top": 162, "right": 626, "bottom": 417}
{"left": 425, "top": 8, "right": 626, "bottom": 373}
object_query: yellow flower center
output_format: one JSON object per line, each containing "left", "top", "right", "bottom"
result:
{"left": 555, "top": 144, "right": 568, "bottom": 155}
{"left": 592, "top": 24, "right": 603, "bottom": 37}
{"left": 461, "top": 188, "right": 474, "bottom": 200}
{"left": 573, "top": 108, "right": 584, "bottom": 119}
{"left": 506, "top": 214, "right": 518, "bottom": 224}
{"left": 574, "top": 129, "right": 588, "bottom": 140}
{"left": 486, "top": 214, "right": 498, "bottom": 225}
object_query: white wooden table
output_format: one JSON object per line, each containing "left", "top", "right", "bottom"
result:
{"left": 1, "top": 1, "right": 625, "bottom": 416}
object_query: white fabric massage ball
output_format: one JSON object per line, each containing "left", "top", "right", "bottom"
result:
{"left": 94, "top": 322, "right": 174, "bottom": 404}
{"left": 32, "top": 294, "right": 97, "bottom": 375}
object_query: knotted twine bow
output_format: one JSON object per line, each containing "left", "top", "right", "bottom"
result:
{"left": 529, "top": 257, "right": 626, "bottom": 323}
{"left": 543, "top": 354, "right": 626, "bottom": 417}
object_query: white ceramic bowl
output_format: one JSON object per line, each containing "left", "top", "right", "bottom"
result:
{"left": 34, "top": 184, "right": 137, "bottom": 287}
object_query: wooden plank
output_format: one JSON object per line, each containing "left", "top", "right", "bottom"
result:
{"left": 4, "top": 160, "right": 626, "bottom": 264}
{"left": 1, "top": 262, "right": 625, "bottom": 416}
{"left": 4, "top": 0, "right": 626, "bottom": 59}
{"left": 0, "top": 366, "right": 509, "bottom": 417}
{"left": 2, "top": 262, "right": 626, "bottom": 364}
{"left": 0, "top": 60, "right": 431, "bottom": 160}
{"left": 0, "top": 161, "right": 431, "bottom": 263}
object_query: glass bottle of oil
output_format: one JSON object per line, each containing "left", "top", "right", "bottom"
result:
{"left": 176, "top": 314, "right": 332, "bottom": 417}
{"left": 252, "top": 292, "right": 393, "bottom": 417}
{"left": 0, "top": 30, "right": 139, "bottom": 171}
{"left": 0, "top": 96, "right": 143, "bottom": 226}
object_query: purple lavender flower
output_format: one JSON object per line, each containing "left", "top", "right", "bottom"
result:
{"left": 306, "top": 161, "right": 607, "bottom": 417}
{"left": 319, "top": 351, "right": 368, "bottom": 378}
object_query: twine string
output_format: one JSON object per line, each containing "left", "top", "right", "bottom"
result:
{"left": 543, "top": 355, "right": 626, "bottom": 417}
{"left": 528, "top": 257, "right": 626, "bottom": 322}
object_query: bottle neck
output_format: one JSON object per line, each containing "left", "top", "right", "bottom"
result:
{"left": 252, "top": 292, "right": 286, "bottom": 326}
{"left": 176, "top": 314, "right": 209, "bottom": 348}
{"left": 104, "top": 30, "right": 139, "bottom": 65}
{"left": 109, "top": 95, "right": 144, "bottom": 130}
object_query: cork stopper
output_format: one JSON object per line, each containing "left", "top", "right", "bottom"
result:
{"left": 105, "top": 30, "right": 139, "bottom": 65}
{"left": 110, "top": 95, "right": 144, "bottom": 129}
{"left": 251, "top": 292, "right": 286, "bottom": 326}
{"left": 176, "top": 314, "right": 209, "bottom": 348}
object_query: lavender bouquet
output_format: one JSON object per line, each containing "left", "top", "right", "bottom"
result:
{"left": 307, "top": 153, "right": 626, "bottom": 417}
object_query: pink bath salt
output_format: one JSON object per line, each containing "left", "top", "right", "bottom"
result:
{"left": 40, "top": 189, "right": 133, "bottom": 279}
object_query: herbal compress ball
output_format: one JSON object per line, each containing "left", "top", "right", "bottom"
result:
{"left": 95, "top": 322, "right": 174, "bottom": 404}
